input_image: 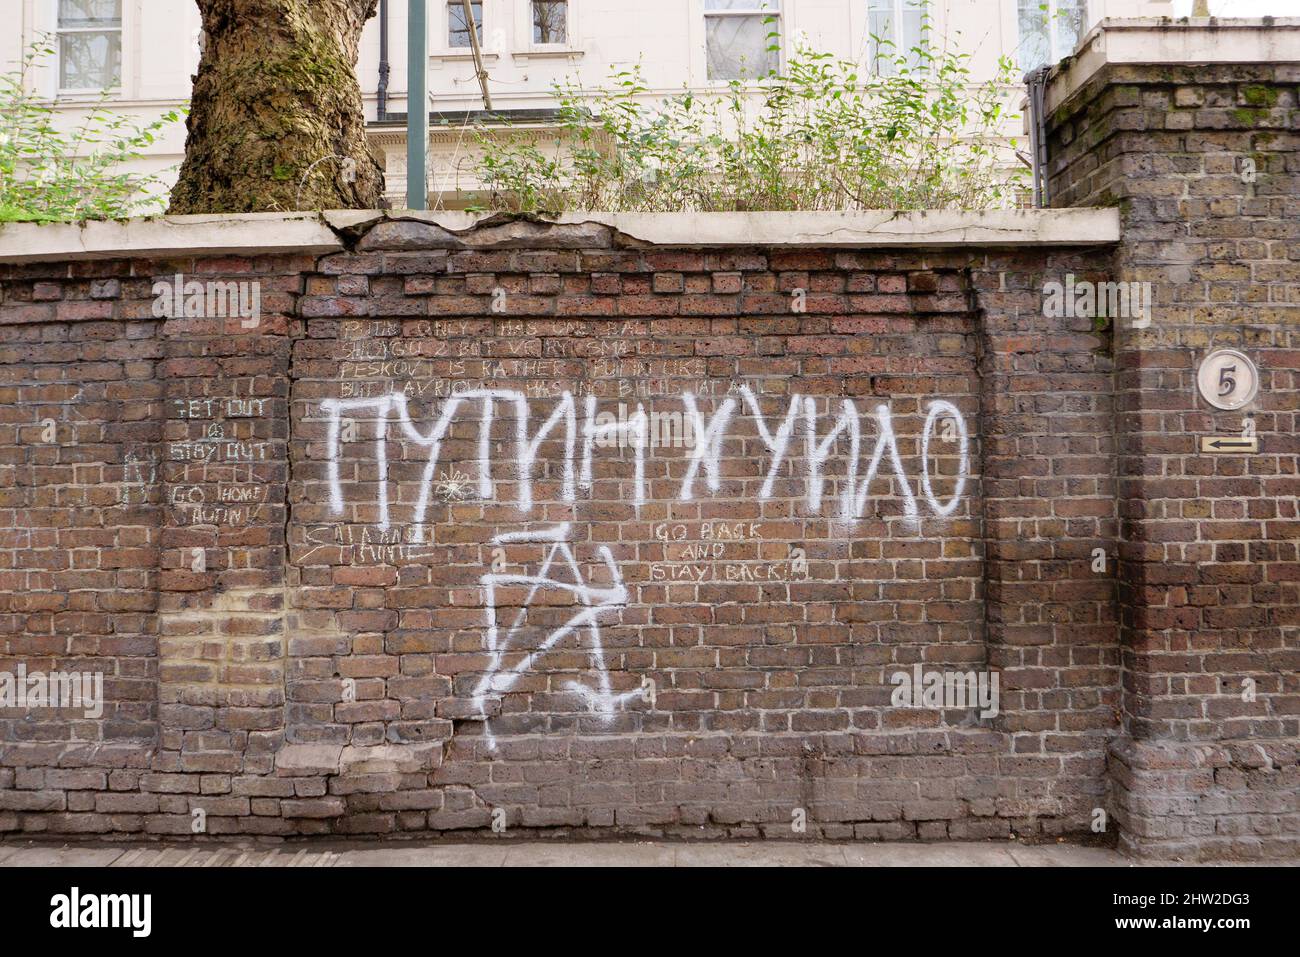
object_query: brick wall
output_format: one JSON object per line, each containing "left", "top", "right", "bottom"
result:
{"left": 1047, "top": 56, "right": 1300, "bottom": 859}
{"left": 0, "top": 218, "right": 1124, "bottom": 842}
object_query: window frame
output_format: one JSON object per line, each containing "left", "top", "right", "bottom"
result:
{"left": 446, "top": 0, "right": 486, "bottom": 51}
{"left": 1016, "top": 0, "right": 1089, "bottom": 73}
{"left": 55, "top": 0, "right": 124, "bottom": 95}
{"left": 865, "top": 0, "right": 930, "bottom": 77}
{"left": 703, "top": 0, "right": 784, "bottom": 84}
{"left": 528, "top": 0, "right": 570, "bottom": 49}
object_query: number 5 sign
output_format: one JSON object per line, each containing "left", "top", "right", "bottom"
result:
{"left": 1197, "top": 349, "right": 1260, "bottom": 411}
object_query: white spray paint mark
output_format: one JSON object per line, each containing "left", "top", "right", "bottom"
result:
{"left": 803, "top": 397, "right": 860, "bottom": 517}
{"left": 477, "top": 393, "right": 495, "bottom": 500}
{"left": 324, "top": 392, "right": 465, "bottom": 537}
{"left": 516, "top": 392, "right": 576, "bottom": 512}
{"left": 580, "top": 394, "right": 647, "bottom": 507}
{"left": 324, "top": 389, "right": 582, "bottom": 537}
{"left": 679, "top": 393, "right": 736, "bottom": 500}
{"left": 404, "top": 394, "right": 466, "bottom": 542}
{"left": 373, "top": 407, "right": 390, "bottom": 529}
{"left": 740, "top": 386, "right": 801, "bottom": 499}
{"left": 920, "top": 400, "right": 969, "bottom": 518}
{"left": 321, "top": 389, "right": 970, "bottom": 531}
{"left": 471, "top": 524, "right": 632, "bottom": 751}
{"left": 849, "top": 403, "right": 919, "bottom": 524}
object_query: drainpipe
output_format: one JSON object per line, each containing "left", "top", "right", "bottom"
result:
{"left": 378, "top": 0, "right": 391, "bottom": 120}
{"left": 1026, "top": 66, "right": 1051, "bottom": 208}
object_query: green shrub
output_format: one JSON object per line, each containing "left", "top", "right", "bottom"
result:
{"left": 0, "top": 37, "right": 183, "bottom": 223}
{"left": 473, "top": 22, "right": 1027, "bottom": 213}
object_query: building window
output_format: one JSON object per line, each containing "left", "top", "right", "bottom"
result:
{"left": 449, "top": 1, "right": 484, "bottom": 48}
{"left": 57, "top": 0, "right": 122, "bottom": 92}
{"left": 867, "top": 0, "right": 928, "bottom": 76}
{"left": 1017, "top": 0, "right": 1087, "bottom": 72}
{"left": 532, "top": 1, "right": 568, "bottom": 45}
{"left": 705, "top": 0, "right": 781, "bottom": 82}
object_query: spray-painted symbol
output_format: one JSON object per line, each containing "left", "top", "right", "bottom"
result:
{"left": 471, "top": 523, "right": 639, "bottom": 750}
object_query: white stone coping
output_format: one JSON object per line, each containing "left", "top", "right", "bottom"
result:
{"left": 0, "top": 212, "right": 345, "bottom": 265}
{"left": 0, "top": 209, "right": 1119, "bottom": 264}
{"left": 1047, "top": 17, "right": 1300, "bottom": 114}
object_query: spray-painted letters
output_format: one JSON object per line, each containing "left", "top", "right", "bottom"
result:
{"left": 319, "top": 385, "right": 969, "bottom": 535}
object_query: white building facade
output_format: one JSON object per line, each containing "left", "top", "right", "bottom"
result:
{"left": 4, "top": 0, "right": 1174, "bottom": 208}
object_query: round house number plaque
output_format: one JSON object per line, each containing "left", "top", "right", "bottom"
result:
{"left": 1197, "top": 349, "right": 1260, "bottom": 411}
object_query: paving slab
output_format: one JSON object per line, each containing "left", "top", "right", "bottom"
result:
{"left": 0, "top": 839, "right": 1134, "bottom": 867}
{"left": 841, "top": 842, "right": 1020, "bottom": 867}
{"left": 1005, "top": 844, "right": 1132, "bottom": 868}
{"left": 335, "top": 844, "right": 511, "bottom": 867}
{"left": 1, "top": 845, "right": 127, "bottom": 867}
{"left": 500, "top": 842, "right": 678, "bottom": 867}
{"left": 672, "top": 843, "right": 850, "bottom": 867}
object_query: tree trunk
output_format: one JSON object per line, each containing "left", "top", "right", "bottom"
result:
{"left": 169, "top": 0, "right": 385, "bottom": 214}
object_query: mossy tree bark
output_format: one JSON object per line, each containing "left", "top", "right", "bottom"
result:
{"left": 168, "top": 0, "right": 386, "bottom": 213}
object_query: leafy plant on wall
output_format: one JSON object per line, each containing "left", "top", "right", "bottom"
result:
{"left": 0, "top": 38, "right": 183, "bottom": 223}
{"left": 472, "top": 18, "right": 1027, "bottom": 213}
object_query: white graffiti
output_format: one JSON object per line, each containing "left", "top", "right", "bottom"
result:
{"left": 471, "top": 524, "right": 638, "bottom": 750}
{"left": 920, "top": 400, "right": 969, "bottom": 518}
{"left": 679, "top": 393, "right": 735, "bottom": 500}
{"left": 319, "top": 386, "right": 970, "bottom": 530}
{"left": 581, "top": 394, "right": 646, "bottom": 507}
{"left": 741, "top": 390, "right": 801, "bottom": 499}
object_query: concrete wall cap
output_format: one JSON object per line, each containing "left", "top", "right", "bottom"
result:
{"left": 1046, "top": 17, "right": 1300, "bottom": 114}
{"left": 0, "top": 209, "right": 1120, "bottom": 263}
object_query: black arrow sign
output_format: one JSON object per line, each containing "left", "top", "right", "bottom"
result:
{"left": 1209, "top": 439, "right": 1253, "bottom": 449}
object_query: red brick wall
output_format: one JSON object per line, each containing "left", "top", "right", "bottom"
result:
{"left": 1047, "top": 61, "right": 1300, "bottom": 860}
{"left": 0, "top": 226, "right": 1123, "bottom": 841}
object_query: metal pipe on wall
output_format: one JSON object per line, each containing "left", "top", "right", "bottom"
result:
{"left": 1026, "top": 66, "right": 1051, "bottom": 208}
{"left": 406, "top": 0, "right": 429, "bottom": 209}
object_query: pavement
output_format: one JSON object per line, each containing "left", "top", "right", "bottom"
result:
{"left": 0, "top": 839, "right": 1132, "bottom": 867}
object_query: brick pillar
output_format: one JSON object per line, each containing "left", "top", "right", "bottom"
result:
{"left": 968, "top": 251, "right": 1121, "bottom": 832}
{"left": 153, "top": 256, "right": 298, "bottom": 833}
{"left": 1046, "top": 20, "right": 1300, "bottom": 859}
